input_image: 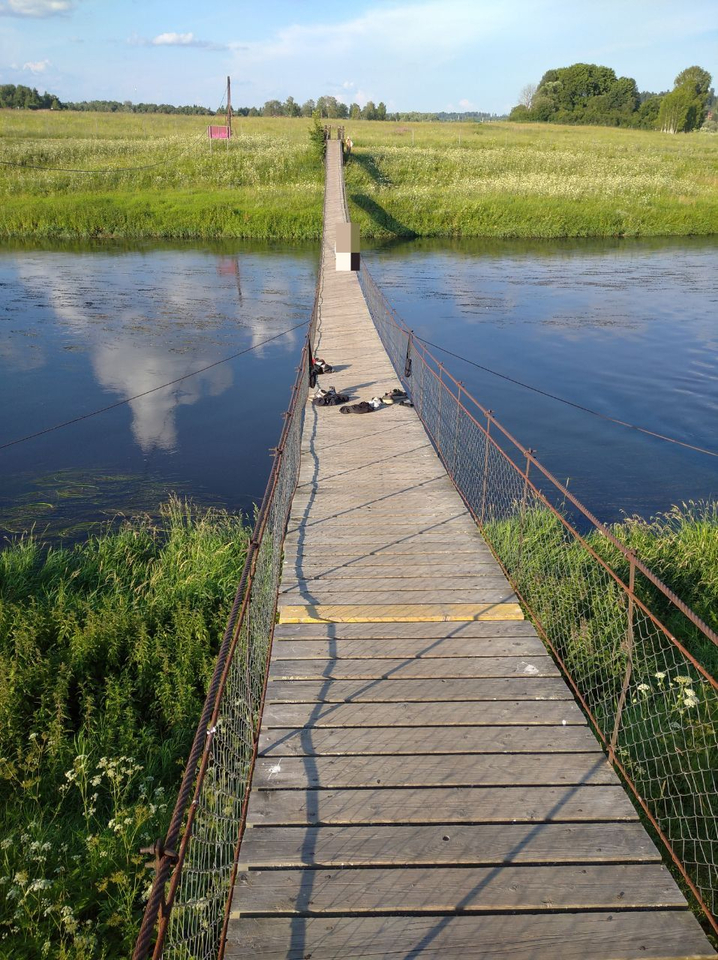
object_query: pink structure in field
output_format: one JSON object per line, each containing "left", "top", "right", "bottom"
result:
{"left": 208, "top": 125, "right": 230, "bottom": 139}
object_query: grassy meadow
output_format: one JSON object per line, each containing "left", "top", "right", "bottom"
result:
{"left": 486, "top": 501, "right": 718, "bottom": 921}
{"left": 0, "top": 499, "right": 249, "bottom": 959}
{"left": 1, "top": 111, "right": 717, "bottom": 239}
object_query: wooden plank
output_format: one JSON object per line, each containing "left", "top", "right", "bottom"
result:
{"left": 226, "top": 912, "right": 715, "bottom": 959}
{"left": 287, "top": 514, "right": 473, "bottom": 528}
{"left": 277, "top": 588, "right": 518, "bottom": 604}
{"left": 277, "top": 603, "right": 524, "bottom": 623}
{"left": 258, "top": 725, "right": 601, "bottom": 757}
{"left": 261, "top": 700, "right": 586, "bottom": 728}
{"left": 246, "top": 785, "right": 639, "bottom": 826}
{"left": 268, "top": 657, "right": 558, "bottom": 680}
{"left": 269, "top": 638, "right": 550, "bottom": 659}
{"left": 281, "top": 565, "right": 502, "bottom": 580}
{"left": 283, "top": 545, "right": 491, "bottom": 557}
{"left": 272, "top": 621, "right": 538, "bottom": 640}
{"left": 231, "top": 864, "right": 684, "bottom": 916}
{"left": 237, "top": 822, "right": 662, "bottom": 869}
{"left": 252, "top": 753, "right": 618, "bottom": 789}
{"left": 284, "top": 534, "right": 484, "bottom": 545}
{"left": 266, "top": 678, "right": 572, "bottom": 702}
{"left": 280, "top": 576, "right": 510, "bottom": 590}
{"left": 284, "top": 519, "right": 478, "bottom": 531}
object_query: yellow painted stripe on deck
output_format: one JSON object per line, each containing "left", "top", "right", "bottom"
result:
{"left": 278, "top": 603, "right": 524, "bottom": 624}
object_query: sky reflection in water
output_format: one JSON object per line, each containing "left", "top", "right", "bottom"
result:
{"left": 0, "top": 237, "right": 716, "bottom": 538}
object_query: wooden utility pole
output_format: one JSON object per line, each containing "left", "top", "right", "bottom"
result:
{"left": 226, "top": 76, "right": 232, "bottom": 138}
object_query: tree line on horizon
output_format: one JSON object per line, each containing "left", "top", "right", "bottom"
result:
{"left": 510, "top": 64, "right": 714, "bottom": 132}
{"left": 0, "top": 85, "right": 216, "bottom": 115}
{"left": 0, "top": 85, "right": 503, "bottom": 123}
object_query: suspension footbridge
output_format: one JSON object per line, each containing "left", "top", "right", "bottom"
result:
{"left": 134, "top": 139, "right": 717, "bottom": 960}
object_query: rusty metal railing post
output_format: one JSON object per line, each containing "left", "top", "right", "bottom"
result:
{"left": 516, "top": 449, "right": 536, "bottom": 575}
{"left": 609, "top": 551, "right": 637, "bottom": 765}
{"left": 479, "top": 411, "right": 493, "bottom": 525}
{"left": 404, "top": 330, "right": 413, "bottom": 379}
{"left": 452, "top": 382, "right": 462, "bottom": 479}
{"left": 437, "top": 364, "right": 444, "bottom": 456}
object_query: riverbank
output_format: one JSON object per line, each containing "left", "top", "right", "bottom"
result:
{"left": 1, "top": 114, "right": 716, "bottom": 239}
{"left": 0, "top": 498, "right": 249, "bottom": 959}
{"left": 1, "top": 499, "right": 716, "bottom": 956}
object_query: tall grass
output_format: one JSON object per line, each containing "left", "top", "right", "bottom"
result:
{"left": 486, "top": 501, "right": 718, "bottom": 916}
{"left": 345, "top": 121, "right": 718, "bottom": 238}
{"left": 1, "top": 112, "right": 716, "bottom": 239}
{"left": 0, "top": 498, "right": 249, "bottom": 959}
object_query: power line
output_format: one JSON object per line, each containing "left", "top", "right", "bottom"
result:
{"left": 0, "top": 321, "right": 307, "bottom": 452}
{"left": 414, "top": 334, "right": 718, "bottom": 460}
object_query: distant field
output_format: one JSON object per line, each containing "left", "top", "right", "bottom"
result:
{"left": 1, "top": 111, "right": 717, "bottom": 239}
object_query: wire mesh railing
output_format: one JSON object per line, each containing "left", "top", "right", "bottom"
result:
{"left": 358, "top": 262, "right": 718, "bottom": 932}
{"left": 131, "top": 205, "right": 326, "bottom": 960}
{"left": 132, "top": 329, "right": 311, "bottom": 960}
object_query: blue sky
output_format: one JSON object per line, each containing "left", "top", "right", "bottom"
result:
{"left": 0, "top": 0, "right": 715, "bottom": 113}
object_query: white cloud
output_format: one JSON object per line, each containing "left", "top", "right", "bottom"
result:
{"left": 23, "top": 58, "right": 51, "bottom": 73}
{"left": 458, "top": 98, "right": 474, "bottom": 109}
{"left": 0, "top": 0, "right": 73, "bottom": 16}
{"left": 149, "top": 31, "right": 225, "bottom": 50}
{"left": 153, "top": 32, "right": 195, "bottom": 46}
{"left": 231, "top": 1, "right": 510, "bottom": 65}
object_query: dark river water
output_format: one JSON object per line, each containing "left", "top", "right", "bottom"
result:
{"left": 0, "top": 237, "right": 716, "bottom": 541}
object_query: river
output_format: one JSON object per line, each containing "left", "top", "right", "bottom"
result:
{"left": 0, "top": 237, "right": 716, "bottom": 540}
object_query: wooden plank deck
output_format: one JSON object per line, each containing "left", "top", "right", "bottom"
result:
{"left": 225, "top": 140, "right": 714, "bottom": 959}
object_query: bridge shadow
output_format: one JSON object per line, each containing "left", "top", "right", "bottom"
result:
{"left": 350, "top": 193, "right": 417, "bottom": 239}
{"left": 349, "top": 152, "right": 391, "bottom": 186}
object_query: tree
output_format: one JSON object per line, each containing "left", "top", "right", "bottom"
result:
{"left": 518, "top": 83, "right": 537, "bottom": 109}
{"left": 363, "top": 100, "right": 377, "bottom": 120}
{"left": 660, "top": 66, "right": 713, "bottom": 132}
{"left": 349, "top": 102, "right": 361, "bottom": 120}
{"left": 283, "top": 95, "right": 301, "bottom": 117}
{"left": 376, "top": 101, "right": 387, "bottom": 121}
{"left": 674, "top": 66, "right": 712, "bottom": 99}
{"left": 263, "top": 99, "right": 283, "bottom": 117}
{"left": 659, "top": 86, "right": 699, "bottom": 133}
{"left": 300, "top": 99, "right": 316, "bottom": 117}
{"left": 308, "top": 108, "right": 326, "bottom": 161}
{"left": 637, "top": 95, "right": 663, "bottom": 129}
{"left": 316, "top": 95, "right": 342, "bottom": 118}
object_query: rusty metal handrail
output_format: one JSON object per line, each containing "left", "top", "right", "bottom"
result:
{"left": 132, "top": 151, "right": 329, "bottom": 960}
{"left": 358, "top": 258, "right": 718, "bottom": 933}
{"left": 359, "top": 265, "right": 718, "bottom": 649}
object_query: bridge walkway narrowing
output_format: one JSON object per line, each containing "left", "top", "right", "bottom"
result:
{"left": 224, "top": 141, "right": 714, "bottom": 959}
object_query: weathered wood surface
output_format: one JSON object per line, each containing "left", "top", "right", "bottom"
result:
{"left": 245, "top": 785, "right": 640, "bottom": 827}
{"left": 252, "top": 753, "right": 618, "bottom": 789}
{"left": 258, "top": 725, "right": 603, "bottom": 756}
{"left": 267, "top": 656, "right": 559, "bottom": 679}
{"left": 234, "top": 863, "right": 684, "bottom": 914}
{"left": 238, "top": 822, "right": 662, "bottom": 868}
{"left": 226, "top": 914, "right": 714, "bottom": 960}
{"left": 225, "top": 139, "right": 714, "bottom": 959}
{"left": 261, "top": 700, "right": 586, "bottom": 728}
{"left": 265, "top": 676, "right": 573, "bottom": 701}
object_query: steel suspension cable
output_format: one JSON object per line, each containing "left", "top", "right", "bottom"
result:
{"left": 413, "top": 334, "right": 718, "bottom": 459}
{"left": 0, "top": 320, "right": 307, "bottom": 451}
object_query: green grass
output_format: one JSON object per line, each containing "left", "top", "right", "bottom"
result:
{"left": 0, "top": 498, "right": 249, "bottom": 959}
{"left": 485, "top": 501, "right": 718, "bottom": 920}
{"left": 1, "top": 112, "right": 716, "bottom": 239}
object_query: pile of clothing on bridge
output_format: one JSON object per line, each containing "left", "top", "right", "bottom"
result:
{"left": 312, "top": 385, "right": 412, "bottom": 413}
